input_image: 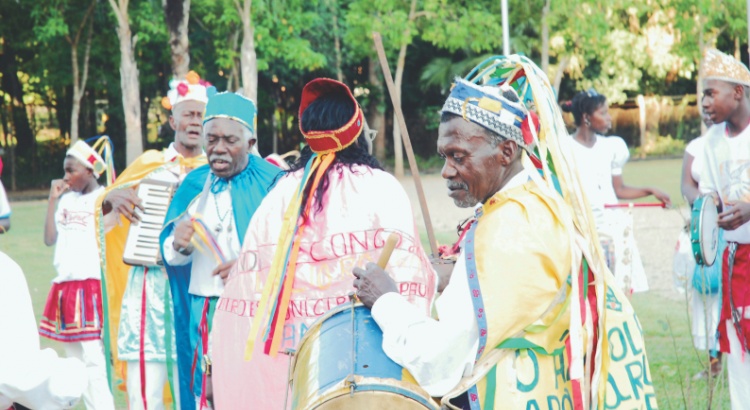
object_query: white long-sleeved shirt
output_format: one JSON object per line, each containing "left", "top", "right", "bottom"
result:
{"left": 163, "top": 185, "right": 240, "bottom": 297}
{"left": 0, "top": 251, "right": 87, "bottom": 409}
{"left": 699, "top": 123, "right": 750, "bottom": 243}
{"left": 370, "top": 170, "right": 531, "bottom": 397}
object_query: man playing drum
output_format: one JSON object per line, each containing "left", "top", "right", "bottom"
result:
{"left": 209, "top": 78, "right": 438, "bottom": 408}
{"left": 354, "top": 55, "right": 657, "bottom": 409}
{"left": 697, "top": 48, "right": 750, "bottom": 409}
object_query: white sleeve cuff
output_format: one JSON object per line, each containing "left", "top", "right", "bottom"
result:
{"left": 371, "top": 292, "right": 424, "bottom": 337}
{"left": 162, "top": 236, "right": 191, "bottom": 266}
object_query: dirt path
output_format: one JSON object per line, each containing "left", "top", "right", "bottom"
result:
{"left": 398, "top": 173, "right": 687, "bottom": 299}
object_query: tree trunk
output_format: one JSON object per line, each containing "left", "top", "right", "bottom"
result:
{"left": 238, "top": 0, "right": 258, "bottom": 102}
{"left": 0, "top": 46, "right": 34, "bottom": 158}
{"left": 541, "top": 0, "right": 551, "bottom": 74}
{"left": 698, "top": 21, "right": 706, "bottom": 134}
{"left": 735, "top": 37, "right": 741, "bottom": 61}
{"left": 391, "top": 0, "right": 418, "bottom": 179}
{"left": 329, "top": 0, "right": 343, "bottom": 82}
{"left": 637, "top": 94, "right": 647, "bottom": 158}
{"left": 368, "top": 58, "right": 386, "bottom": 162}
{"left": 68, "top": 0, "right": 96, "bottom": 143}
{"left": 70, "top": 20, "right": 94, "bottom": 143}
{"left": 552, "top": 56, "right": 569, "bottom": 96}
{"left": 0, "top": 103, "right": 15, "bottom": 191}
{"left": 163, "top": 0, "right": 191, "bottom": 78}
{"left": 226, "top": 30, "right": 241, "bottom": 91}
{"left": 109, "top": 0, "right": 144, "bottom": 164}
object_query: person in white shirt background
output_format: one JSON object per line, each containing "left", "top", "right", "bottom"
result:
{"left": 562, "top": 89, "right": 671, "bottom": 294}
{"left": 37, "top": 139, "right": 114, "bottom": 410}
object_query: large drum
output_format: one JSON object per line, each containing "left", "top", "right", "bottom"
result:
{"left": 290, "top": 302, "right": 439, "bottom": 410}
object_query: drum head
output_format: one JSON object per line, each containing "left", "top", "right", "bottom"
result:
{"left": 698, "top": 197, "right": 719, "bottom": 266}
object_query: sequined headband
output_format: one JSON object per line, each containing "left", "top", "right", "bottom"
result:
{"left": 441, "top": 79, "right": 528, "bottom": 148}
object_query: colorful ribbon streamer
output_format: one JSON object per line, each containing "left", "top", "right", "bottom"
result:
{"left": 244, "top": 152, "right": 336, "bottom": 360}
{"left": 190, "top": 216, "right": 226, "bottom": 264}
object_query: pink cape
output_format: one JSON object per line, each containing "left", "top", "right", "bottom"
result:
{"left": 211, "top": 166, "right": 437, "bottom": 409}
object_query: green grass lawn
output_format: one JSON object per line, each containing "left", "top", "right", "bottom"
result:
{"left": 0, "top": 158, "right": 730, "bottom": 408}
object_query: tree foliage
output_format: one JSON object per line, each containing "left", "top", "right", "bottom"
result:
{"left": 0, "top": 0, "right": 748, "bottom": 188}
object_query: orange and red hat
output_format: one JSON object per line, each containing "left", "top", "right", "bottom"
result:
{"left": 298, "top": 78, "right": 364, "bottom": 155}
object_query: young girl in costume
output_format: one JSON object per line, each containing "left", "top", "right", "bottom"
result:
{"left": 39, "top": 139, "right": 115, "bottom": 410}
{"left": 563, "top": 90, "right": 671, "bottom": 294}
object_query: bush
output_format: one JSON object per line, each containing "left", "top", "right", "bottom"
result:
{"left": 1, "top": 138, "right": 69, "bottom": 190}
{"left": 633, "top": 134, "right": 686, "bottom": 158}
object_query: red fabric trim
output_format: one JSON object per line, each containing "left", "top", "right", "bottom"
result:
{"left": 720, "top": 244, "right": 750, "bottom": 353}
{"left": 199, "top": 299, "right": 211, "bottom": 409}
{"left": 87, "top": 154, "right": 97, "bottom": 165}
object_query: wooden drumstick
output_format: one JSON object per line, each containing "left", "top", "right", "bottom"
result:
{"left": 377, "top": 233, "right": 399, "bottom": 269}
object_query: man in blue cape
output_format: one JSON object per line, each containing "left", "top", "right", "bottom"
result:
{"left": 160, "top": 90, "right": 279, "bottom": 409}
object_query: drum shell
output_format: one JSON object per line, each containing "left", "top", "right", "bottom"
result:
{"left": 291, "top": 304, "right": 438, "bottom": 410}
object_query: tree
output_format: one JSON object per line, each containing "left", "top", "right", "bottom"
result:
{"left": 346, "top": 0, "right": 425, "bottom": 178}
{"left": 0, "top": 0, "right": 38, "bottom": 162}
{"left": 33, "top": 0, "right": 97, "bottom": 143}
{"left": 109, "top": 0, "right": 143, "bottom": 164}
{"left": 236, "top": 0, "right": 258, "bottom": 101}
{"left": 347, "top": 0, "right": 506, "bottom": 177}
{"left": 164, "top": 0, "right": 191, "bottom": 78}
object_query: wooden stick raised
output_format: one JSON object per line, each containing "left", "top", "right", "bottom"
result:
{"left": 377, "top": 233, "right": 400, "bottom": 269}
{"left": 372, "top": 31, "right": 439, "bottom": 257}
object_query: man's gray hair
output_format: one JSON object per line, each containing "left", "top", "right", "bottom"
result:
{"left": 242, "top": 127, "right": 255, "bottom": 142}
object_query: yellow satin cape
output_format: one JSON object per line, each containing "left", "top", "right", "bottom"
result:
{"left": 94, "top": 149, "right": 206, "bottom": 398}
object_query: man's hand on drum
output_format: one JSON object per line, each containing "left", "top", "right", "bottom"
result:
{"left": 102, "top": 188, "right": 143, "bottom": 223}
{"left": 212, "top": 259, "right": 237, "bottom": 283}
{"left": 719, "top": 201, "right": 750, "bottom": 230}
{"left": 172, "top": 219, "right": 195, "bottom": 255}
{"left": 352, "top": 262, "right": 398, "bottom": 309}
